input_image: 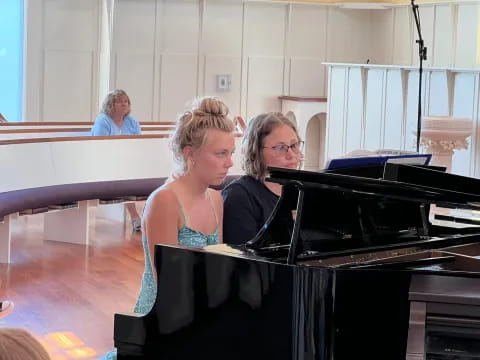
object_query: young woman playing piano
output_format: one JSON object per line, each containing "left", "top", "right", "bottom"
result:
{"left": 222, "top": 112, "right": 304, "bottom": 245}
{"left": 135, "top": 97, "right": 235, "bottom": 314}
{"left": 102, "top": 97, "right": 235, "bottom": 360}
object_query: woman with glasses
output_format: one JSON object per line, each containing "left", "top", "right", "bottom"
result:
{"left": 222, "top": 112, "right": 304, "bottom": 245}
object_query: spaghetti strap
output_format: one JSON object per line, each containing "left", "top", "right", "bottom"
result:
{"left": 206, "top": 190, "right": 219, "bottom": 227}
{"left": 168, "top": 188, "right": 188, "bottom": 227}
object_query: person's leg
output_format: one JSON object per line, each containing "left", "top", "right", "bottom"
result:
{"left": 0, "top": 300, "right": 14, "bottom": 318}
{"left": 125, "top": 203, "right": 141, "bottom": 231}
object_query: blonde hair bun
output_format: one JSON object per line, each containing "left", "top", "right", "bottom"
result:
{"left": 193, "top": 97, "right": 229, "bottom": 117}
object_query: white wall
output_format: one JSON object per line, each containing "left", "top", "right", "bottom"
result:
{"left": 387, "top": 3, "right": 480, "bottom": 69}
{"left": 24, "top": 0, "right": 385, "bottom": 123}
{"left": 23, "top": 1, "right": 480, "bottom": 121}
{"left": 24, "top": 0, "right": 101, "bottom": 122}
{"left": 22, "top": 0, "right": 480, "bottom": 178}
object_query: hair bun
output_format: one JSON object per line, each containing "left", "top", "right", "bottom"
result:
{"left": 195, "top": 97, "right": 229, "bottom": 117}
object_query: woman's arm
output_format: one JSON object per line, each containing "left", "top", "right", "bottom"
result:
{"left": 142, "top": 189, "right": 180, "bottom": 275}
{"left": 90, "top": 114, "right": 111, "bottom": 136}
{"left": 222, "top": 184, "right": 258, "bottom": 245}
{"left": 133, "top": 117, "right": 142, "bottom": 135}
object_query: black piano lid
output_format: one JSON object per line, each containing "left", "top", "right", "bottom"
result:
{"left": 244, "top": 165, "right": 480, "bottom": 265}
{"left": 268, "top": 164, "right": 480, "bottom": 208}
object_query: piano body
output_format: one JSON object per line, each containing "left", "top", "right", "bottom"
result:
{"left": 115, "top": 163, "right": 480, "bottom": 360}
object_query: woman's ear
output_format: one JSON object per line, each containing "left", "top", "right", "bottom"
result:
{"left": 183, "top": 145, "right": 194, "bottom": 161}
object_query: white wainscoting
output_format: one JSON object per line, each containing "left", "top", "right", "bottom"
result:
{"left": 43, "top": 50, "right": 95, "bottom": 122}
{"left": 24, "top": 0, "right": 389, "bottom": 123}
{"left": 326, "top": 63, "right": 480, "bottom": 177}
{"left": 23, "top": 0, "right": 480, "bottom": 131}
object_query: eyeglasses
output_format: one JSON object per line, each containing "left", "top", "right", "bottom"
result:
{"left": 263, "top": 141, "right": 304, "bottom": 156}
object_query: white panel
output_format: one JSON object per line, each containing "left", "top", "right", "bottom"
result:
{"left": 0, "top": 143, "right": 56, "bottom": 192}
{"left": 364, "top": 69, "right": 385, "bottom": 150}
{"left": 289, "top": 58, "right": 325, "bottom": 97}
{"left": 327, "top": 8, "right": 370, "bottom": 64}
{"left": 113, "top": 0, "right": 156, "bottom": 52}
{"left": 204, "top": 55, "right": 242, "bottom": 116}
{"left": 433, "top": 5, "right": 454, "bottom": 67}
{"left": 50, "top": 140, "right": 171, "bottom": 183}
{"left": 384, "top": 70, "right": 404, "bottom": 150}
{"left": 161, "top": 0, "right": 199, "bottom": 53}
{"left": 428, "top": 71, "right": 449, "bottom": 116}
{"left": 160, "top": 54, "right": 198, "bottom": 122}
{"left": 114, "top": 53, "right": 155, "bottom": 122}
{"left": 246, "top": 57, "right": 284, "bottom": 119}
{"left": 369, "top": 9, "right": 394, "bottom": 64}
{"left": 203, "top": 0, "right": 243, "bottom": 55}
{"left": 453, "top": 74, "right": 477, "bottom": 117}
{"left": 23, "top": 0, "right": 44, "bottom": 121}
{"left": 393, "top": 7, "right": 412, "bottom": 66}
{"left": 44, "top": 0, "right": 98, "bottom": 50}
{"left": 245, "top": 3, "right": 286, "bottom": 57}
{"left": 289, "top": 4, "right": 327, "bottom": 58}
{"left": 43, "top": 50, "right": 93, "bottom": 122}
{"left": 455, "top": 4, "right": 479, "bottom": 68}
{"left": 406, "top": 71, "right": 427, "bottom": 151}
{"left": 412, "top": 5, "right": 434, "bottom": 67}
{"left": 326, "top": 67, "right": 347, "bottom": 159}
{"left": 345, "top": 68, "right": 363, "bottom": 153}
{"left": 452, "top": 73, "right": 477, "bottom": 176}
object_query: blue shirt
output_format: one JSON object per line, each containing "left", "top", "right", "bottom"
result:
{"left": 90, "top": 113, "right": 141, "bottom": 136}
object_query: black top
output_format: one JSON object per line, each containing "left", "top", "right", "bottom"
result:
{"left": 222, "top": 175, "right": 279, "bottom": 245}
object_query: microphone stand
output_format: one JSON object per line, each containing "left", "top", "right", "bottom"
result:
{"left": 411, "top": 0, "right": 427, "bottom": 153}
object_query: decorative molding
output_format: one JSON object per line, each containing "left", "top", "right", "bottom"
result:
{"left": 420, "top": 138, "right": 469, "bottom": 151}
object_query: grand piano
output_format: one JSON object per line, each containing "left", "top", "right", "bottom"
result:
{"left": 114, "top": 163, "right": 480, "bottom": 360}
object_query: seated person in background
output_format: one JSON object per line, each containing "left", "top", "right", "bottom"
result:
{"left": 90, "top": 89, "right": 141, "bottom": 136}
{"left": 222, "top": 112, "right": 304, "bottom": 245}
{"left": 91, "top": 89, "right": 142, "bottom": 231}
{"left": 0, "top": 328, "right": 51, "bottom": 360}
{"left": 135, "top": 96, "right": 235, "bottom": 314}
{"left": 0, "top": 300, "right": 14, "bottom": 319}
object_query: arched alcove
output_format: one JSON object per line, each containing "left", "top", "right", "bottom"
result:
{"left": 304, "top": 113, "right": 326, "bottom": 171}
{"left": 285, "top": 111, "right": 297, "bottom": 126}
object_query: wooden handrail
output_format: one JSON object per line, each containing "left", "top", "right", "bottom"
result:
{"left": 0, "top": 121, "right": 176, "bottom": 126}
{"left": 0, "top": 132, "right": 243, "bottom": 145}
{"left": 0, "top": 134, "right": 170, "bottom": 145}
{"left": 0, "top": 126, "right": 175, "bottom": 134}
{"left": 278, "top": 96, "right": 328, "bottom": 102}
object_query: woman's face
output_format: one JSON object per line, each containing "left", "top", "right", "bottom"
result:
{"left": 262, "top": 124, "right": 303, "bottom": 170}
{"left": 112, "top": 95, "right": 130, "bottom": 117}
{"left": 191, "top": 129, "right": 235, "bottom": 186}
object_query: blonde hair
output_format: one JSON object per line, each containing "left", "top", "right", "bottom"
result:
{"left": 100, "top": 89, "right": 131, "bottom": 117}
{"left": 242, "top": 112, "right": 301, "bottom": 180}
{"left": 170, "top": 97, "right": 235, "bottom": 172}
{"left": 0, "top": 328, "right": 51, "bottom": 360}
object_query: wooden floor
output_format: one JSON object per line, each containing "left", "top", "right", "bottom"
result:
{"left": 0, "top": 210, "right": 144, "bottom": 360}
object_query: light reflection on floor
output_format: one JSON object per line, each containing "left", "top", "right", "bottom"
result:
{"left": 38, "top": 331, "right": 97, "bottom": 360}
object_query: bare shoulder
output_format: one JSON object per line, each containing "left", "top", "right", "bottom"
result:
{"left": 144, "top": 186, "right": 178, "bottom": 215}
